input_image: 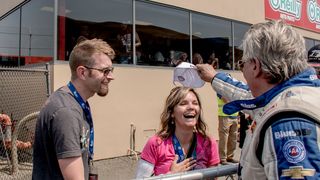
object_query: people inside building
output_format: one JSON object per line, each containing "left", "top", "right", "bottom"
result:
{"left": 117, "top": 23, "right": 141, "bottom": 64}
{"left": 217, "top": 94, "right": 239, "bottom": 165}
{"left": 192, "top": 53, "right": 203, "bottom": 65}
{"left": 154, "top": 51, "right": 165, "bottom": 63}
{"left": 170, "top": 51, "right": 189, "bottom": 66}
{"left": 32, "top": 39, "right": 115, "bottom": 180}
{"left": 135, "top": 86, "right": 220, "bottom": 178}
{"left": 207, "top": 52, "right": 219, "bottom": 69}
{"left": 196, "top": 20, "right": 320, "bottom": 179}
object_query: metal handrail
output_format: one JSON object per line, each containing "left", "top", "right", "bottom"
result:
{"left": 11, "top": 111, "right": 40, "bottom": 174}
{"left": 140, "top": 163, "right": 238, "bottom": 180}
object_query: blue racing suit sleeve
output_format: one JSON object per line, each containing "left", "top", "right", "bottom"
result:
{"left": 211, "top": 72, "right": 253, "bottom": 102}
{"left": 268, "top": 115, "right": 320, "bottom": 179}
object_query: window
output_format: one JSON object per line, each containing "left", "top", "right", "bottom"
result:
{"left": 192, "top": 13, "right": 232, "bottom": 69}
{"left": 305, "top": 38, "right": 315, "bottom": 52}
{"left": 21, "top": 0, "right": 54, "bottom": 64}
{"left": 233, "top": 22, "right": 250, "bottom": 70}
{"left": 60, "top": 0, "right": 132, "bottom": 63}
{"left": 0, "top": 0, "right": 54, "bottom": 66}
{"left": 0, "top": 10, "right": 21, "bottom": 66}
{"left": 136, "top": 2, "right": 189, "bottom": 66}
{"left": 56, "top": 0, "right": 320, "bottom": 68}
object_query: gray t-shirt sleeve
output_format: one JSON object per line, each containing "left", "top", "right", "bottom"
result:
{"left": 51, "top": 107, "right": 83, "bottom": 159}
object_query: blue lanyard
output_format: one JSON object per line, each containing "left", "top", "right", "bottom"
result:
{"left": 67, "top": 82, "right": 94, "bottom": 160}
{"left": 172, "top": 134, "right": 197, "bottom": 164}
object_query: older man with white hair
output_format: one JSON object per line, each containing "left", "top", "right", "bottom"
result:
{"left": 197, "top": 20, "right": 320, "bottom": 179}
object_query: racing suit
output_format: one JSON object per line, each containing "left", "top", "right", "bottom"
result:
{"left": 211, "top": 68, "right": 320, "bottom": 179}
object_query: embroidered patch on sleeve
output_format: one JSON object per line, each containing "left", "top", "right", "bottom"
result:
{"left": 282, "top": 139, "right": 306, "bottom": 163}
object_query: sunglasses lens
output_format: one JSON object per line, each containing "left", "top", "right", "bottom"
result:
{"left": 238, "top": 61, "right": 243, "bottom": 67}
{"left": 237, "top": 60, "right": 246, "bottom": 71}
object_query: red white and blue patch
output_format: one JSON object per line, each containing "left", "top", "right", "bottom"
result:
{"left": 282, "top": 140, "right": 306, "bottom": 163}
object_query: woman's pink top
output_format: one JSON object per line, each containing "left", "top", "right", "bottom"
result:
{"left": 140, "top": 133, "right": 220, "bottom": 176}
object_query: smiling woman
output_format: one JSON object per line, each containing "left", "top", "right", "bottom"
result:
{"left": 135, "top": 86, "right": 220, "bottom": 178}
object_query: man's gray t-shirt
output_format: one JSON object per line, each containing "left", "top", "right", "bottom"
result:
{"left": 32, "top": 86, "right": 90, "bottom": 180}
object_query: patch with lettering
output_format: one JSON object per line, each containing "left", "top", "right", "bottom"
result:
{"left": 274, "top": 129, "right": 312, "bottom": 139}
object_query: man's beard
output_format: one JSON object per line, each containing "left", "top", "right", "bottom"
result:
{"left": 97, "top": 87, "right": 109, "bottom": 97}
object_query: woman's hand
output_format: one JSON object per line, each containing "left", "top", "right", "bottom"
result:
{"left": 170, "top": 155, "right": 196, "bottom": 174}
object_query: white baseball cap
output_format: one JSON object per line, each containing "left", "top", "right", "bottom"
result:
{"left": 173, "top": 62, "right": 205, "bottom": 88}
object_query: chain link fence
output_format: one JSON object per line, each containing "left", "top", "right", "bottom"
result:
{"left": 0, "top": 64, "right": 49, "bottom": 179}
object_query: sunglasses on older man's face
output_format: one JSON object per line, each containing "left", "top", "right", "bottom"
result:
{"left": 237, "top": 60, "right": 245, "bottom": 71}
{"left": 237, "top": 58, "right": 251, "bottom": 72}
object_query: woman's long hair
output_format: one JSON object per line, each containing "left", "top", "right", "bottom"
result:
{"left": 157, "top": 86, "right": 208, "bottom": 139}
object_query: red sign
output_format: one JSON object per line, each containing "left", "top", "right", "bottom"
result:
{"left": 265, "top": 0, "right": 320, "bottom": 33}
